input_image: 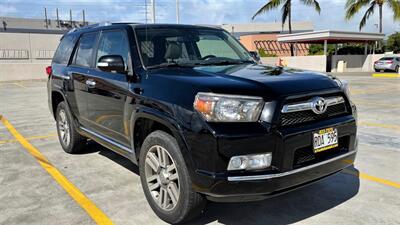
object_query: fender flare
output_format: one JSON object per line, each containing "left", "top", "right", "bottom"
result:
{"left": 129, "top": 107, "right": 196, "bottom": 172}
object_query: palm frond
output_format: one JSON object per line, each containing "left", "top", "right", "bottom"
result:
{"left": 300, "top": 0, "right": 321, "bottom": 14}
{"left": 252, "top": 0, "right": 284, "bottom": 20}
{"left": 359, "top": 1, "right": 376, "bottom": 30}
{"left": 387, "top": 0, "right": 400, "bottom": 20}
{"left": 345, "top": 0, "right": 371, "bottom": 20}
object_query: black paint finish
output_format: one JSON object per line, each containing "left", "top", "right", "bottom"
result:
{"left": 47, "top": 23, "right": 358, "bottom": 201}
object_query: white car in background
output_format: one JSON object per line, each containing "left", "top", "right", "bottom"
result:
{"left": 374, "top": 57, "right": 400, "bottom": 73}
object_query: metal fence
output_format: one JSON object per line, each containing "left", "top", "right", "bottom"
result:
{"left": 0, "top": 49, "right": 55, "bottom": 59}
{"left": 254, "top": 40, "right": 309, "bottom": 56}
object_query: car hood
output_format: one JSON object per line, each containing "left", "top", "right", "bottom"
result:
{"left": 148, "top": 63, "right": 340, "bottom": 97}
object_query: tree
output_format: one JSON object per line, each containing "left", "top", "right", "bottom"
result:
{"left": 252, "top": 0, "right": 321, "bottom": 56}
{"left": 386, "top": 32, "right": 400, "bottom": 52}
{"left": 345, "top": 0, "right": 400, "bottom": 33}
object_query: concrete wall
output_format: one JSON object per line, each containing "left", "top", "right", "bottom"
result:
{"left": 260, "top": 57, "right": 278, "bottom": 66}
{"left": 0, "top": 63, "right": 50, "bottom": 81}
{"left": 0, "top": 32, "right": 62, "bottom": 81}
{"left": 331, "top": 54, "right": 400, "bottom": 72}
{"left": 262, "top": 55, "right": 327, "bottom": 72}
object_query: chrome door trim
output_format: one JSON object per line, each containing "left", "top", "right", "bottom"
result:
{"left": 80, "top": 126, "right": 132, "bottom": 153}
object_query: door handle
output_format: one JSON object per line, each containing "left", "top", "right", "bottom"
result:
{"left": 85, "top": 80, "right": 96, "bottom": 88}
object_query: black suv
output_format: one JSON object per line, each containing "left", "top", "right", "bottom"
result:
{"left": 47, "top": 23, "right": 358, "bottom": 224}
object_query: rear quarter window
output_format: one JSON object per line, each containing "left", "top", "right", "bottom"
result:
{"left": 52, "top": 34, "right": 77, "bottom": 64}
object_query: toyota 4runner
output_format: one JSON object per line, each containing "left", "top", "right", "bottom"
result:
{"left": 47, "top": 23, "right": 358, "bottom": 224}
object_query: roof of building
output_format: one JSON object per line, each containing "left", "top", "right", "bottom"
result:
{"left": 277, "top": 30, "right": 385, "bottom": 43}
{"left": 221, "top": 22, "right": 314, "bottom": 35}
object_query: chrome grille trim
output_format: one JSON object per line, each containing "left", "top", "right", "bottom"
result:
{"left": 281, "top": 96, "right": 345, "bottom": 113}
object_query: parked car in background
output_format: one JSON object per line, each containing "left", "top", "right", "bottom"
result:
{"left": 374, "top": 57, "right": 400, "bottom": 72}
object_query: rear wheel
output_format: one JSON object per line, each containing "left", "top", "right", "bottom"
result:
{"left": 55, "top": 101, "right": 86, "bottom": 153}
{"left": 395, "top": 65, "right": 399, "bottom": 73}
{"left": 139, "top": 130, "right": 206, "bottom": 224}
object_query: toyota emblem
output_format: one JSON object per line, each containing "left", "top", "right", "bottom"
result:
{"left": 311, "top": 97, "right": 327, "bottom": 114}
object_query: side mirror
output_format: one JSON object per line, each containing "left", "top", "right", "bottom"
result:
{"left": 97, "top": 55, "right": 126, "bottom": 73}
{"left": 249, "top": 51, "right": 261, "bottom": 62}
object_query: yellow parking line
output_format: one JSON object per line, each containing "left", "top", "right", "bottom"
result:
{"left": 0, "top": 115, "right": 114, "bottom": 225}
{"left": 372, "top": 73, "right": 400, "bottom": 78}
{"left": 342, "top": 169, "right": 400, "bottom": 189}
{"left": 358, "top": 122, "right": 400, "bottom": 131}
{"left": 0, "top": 133, "right": 57, "bottom": 144}
{"left": 12, "top": 82, "right": 27, "bottom": 88}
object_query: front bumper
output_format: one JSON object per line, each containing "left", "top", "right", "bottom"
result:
{"left": 189, "top": 114, "right": 357, "bottom": 202}
{"left": 205, "top": 149, "right": 356, "bottom": 202}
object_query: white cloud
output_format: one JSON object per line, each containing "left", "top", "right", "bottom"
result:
{"left": 0, "top": 4, "right": 18, "bottom": 15}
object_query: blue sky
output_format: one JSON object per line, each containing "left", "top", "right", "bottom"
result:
{"left": 1, "top": 0, "right": 399, "bottom": 35}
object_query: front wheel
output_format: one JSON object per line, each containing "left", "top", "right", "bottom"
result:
{"left": 139, "top": 130, "right": 206, "bottom": 224}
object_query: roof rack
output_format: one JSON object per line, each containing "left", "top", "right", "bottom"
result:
{"left": 66, "top": 21, "right": 112, "bottom": 34}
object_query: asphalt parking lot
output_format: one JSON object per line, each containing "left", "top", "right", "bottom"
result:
{"left": 0, "top": 73, "right": 399, "bottom": 225}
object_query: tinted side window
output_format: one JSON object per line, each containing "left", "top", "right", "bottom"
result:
{"left": 96, "top": 30, "right": 129, "bottom": 66}
{"left": 53, "top": 34, "right": 76, "bottom": 64}
{"left": 75, "top": 32, "right": 97, "bottom": 67}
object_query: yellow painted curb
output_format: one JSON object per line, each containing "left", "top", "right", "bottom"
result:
{"left": 372, "top": 73, "right": 400, "bottom": 78}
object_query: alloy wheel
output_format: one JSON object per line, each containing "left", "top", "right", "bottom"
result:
{"left": 58, "top": 109, "right": 70, "bottom": 147}
{"left": 144, "top": 145, "right": 180, "bottom": 211}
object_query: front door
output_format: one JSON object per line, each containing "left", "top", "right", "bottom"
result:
{"left": 85, "top": 29, "right": 131, "bottom": 146}
{"left": 69, "top": 32, "right": 99, "bottom": 127}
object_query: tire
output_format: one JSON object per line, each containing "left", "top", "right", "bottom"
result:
{"left": 139, "top": 130, "right": 206, "bottom": 224}
{"left": 374, "top": 69, "right": 380, "bottom": 72}
{"left": 395, "top": 66, "right": 399, "bottom": 73}
{"left": 55, "top": 101, "right": 86, "bottom": 153}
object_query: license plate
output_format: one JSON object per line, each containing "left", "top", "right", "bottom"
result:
{"left": 313, "top": 128, "right": 338, "bottom": 153}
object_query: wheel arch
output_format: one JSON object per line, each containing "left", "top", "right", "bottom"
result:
{"left": 51, "top": 90, "right": 67, "bottom": 119}
{"left": 130, "top": 110, "right": 195, "bottom": 171}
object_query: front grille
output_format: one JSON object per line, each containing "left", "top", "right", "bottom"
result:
{"left": 293, "top": 136, "right": 349, "bottom": 169}
{"left": 280, "top": 102, "right": 348, "bottom": 126}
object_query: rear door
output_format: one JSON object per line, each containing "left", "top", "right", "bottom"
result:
{"left": 85, "top": 29, "right": 131, "bottom": 146}
{"left": 69, "top": 32, "right": 99, "bottom": 127}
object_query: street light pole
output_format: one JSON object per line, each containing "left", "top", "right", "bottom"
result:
{"left": 176, "top": 0, "right": 180, "bottom": 24}
{"left": 151, "top": 0, "right": 156, "bottom": 23}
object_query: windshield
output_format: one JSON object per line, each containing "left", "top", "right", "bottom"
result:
{"left": 135, "top": 27, "right": 254, "bottom": 68}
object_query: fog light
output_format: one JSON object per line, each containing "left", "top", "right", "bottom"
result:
{"left": 227, "top": 153, "right": 272, "bottom": 171}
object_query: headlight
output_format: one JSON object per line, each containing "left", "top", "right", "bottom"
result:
{"left": 334, "top": 78, "right": 351, "bottom": 99}
{"left": 194, "top": 93, "right": 264, "bottom": 122}
{"left": 227, "top": 153, "right": 272, "bottom": 171}
{"left": 341, "top": 80, "right": 351, "bottom": 98}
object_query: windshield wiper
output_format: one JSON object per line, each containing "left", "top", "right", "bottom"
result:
{"left": 146, "top": 62, "right": 194, "bottom": 69}
{"left": 196, "top": 59, "right": 254, "bottom": 66}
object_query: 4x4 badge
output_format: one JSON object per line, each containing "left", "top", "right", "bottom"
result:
{"left": 311, "top": 97, "right": 327, "bottom": 114}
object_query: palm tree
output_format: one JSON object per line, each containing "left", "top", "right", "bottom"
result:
{"left": 345, "top": 0, "right": 400, "bottom": 33}
{"left": 252, "top": 0, "right": 321, "bottom": 56}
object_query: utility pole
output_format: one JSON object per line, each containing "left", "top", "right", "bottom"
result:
{"left": 151, "top": 0, "right": 156, "bottom": 23}
{"left": 70, "top": 9, "right": 72, "bottom": 27}
{"left": 56, "top": 8, "right": 60, "bottom": 28}
{"left": 176, "top": 0, "right": 180, "bottom": 24}
{"left": 44, "top": 7, "right": 48, "bottom": 29}
{"left": 82, "top": 9, "right": 86, "bottom": 26}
